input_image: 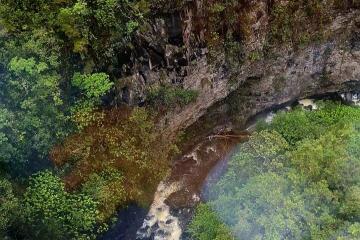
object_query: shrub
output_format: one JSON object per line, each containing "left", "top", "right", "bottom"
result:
{"left": 51, "top": 107, "right": 176, "bottom": 206}
{"left": 0, "top": 178, "right": 19, "bottom": 238}
{"left": 188, "top": 204, "right": 234, "bottom": 240}
{"left": 22, "top": 171, "right": 102, "bottom": 239}
{"left": 191, "top": 102, "right": 360, "bottom": 240}
{"left": 147, "top": 85, "right": 198, "bottom": 109}
{"left": 81, "top": 168, "right": 127, "bottom": 222}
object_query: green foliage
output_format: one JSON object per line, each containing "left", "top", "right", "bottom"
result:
{"left": 52, "top": 107, "right": 176, "bottom": 206}
{"left": 0, "top": 178, "right": 19, "bottom": 238}
{"left": 214, "top": 172, "right": 327, "bottom": 240}
{"left": 333, "top": 222, "right": 360, "bottom": 240}
{"left": 72, "top": 72, "right": 113, "bottom": 100}
{"left": 191, "top": 102, "right": 360, "bottom": 240}
{"left": 210, "top": 3, "right": 226, "bottom": 13}
{"left": 268, "top": 108, "right": 319, "bottom": 145}
{"left": 0, "top": 19, "right": 78, "bottom": 180}
{"left": 148, "top": 85, "right": 198, "bottom": 109}
{"left": 288, "top": 125, "right": 354, "bottom": 188}
{"left": 340, "top": 186, "right": 360, "bottom": 221}
{"left": 57, "top": 0, "right": 143, "bottom": 55}
{"left": 0, "top": 0, "right": 145, "bottom": 61}
{"left": 248, "top": 50, "right": 262, "bottom": 62}
{"left": 188, "top": 204, "right": 234, "bottom": 240}
{"left": 70, "top": 72, "right": 113, "bottom": 129}
{"left": 22, "top": 171, "right": 102, "bottom": 239}
{"left": 81, "top": 168, "right": 126, "bottom": 222}
{"left": 212, "top": 130, "right": 289, "bottom": 195}
{"left": 0, "top": 0, "right": 60, "bottom": 31}
{"left": 269, "top": 0, "right": 336, "bottom": 47}
{"left": 0, "top": 56, "right": 70, "bottom": 173}
{"left": 268, "top": 101, "right": 360, "bottom": 145}
{"left": 69, "top": 100, "right": 104, "bottom": 130}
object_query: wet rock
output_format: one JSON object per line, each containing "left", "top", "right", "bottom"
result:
{"left": 129, "top": 5, "right": 360, "bottom": 240}
{"left": 112, "top": 4, "right": 360, "bottom": 139}
{"left": 340, "top": 92, "right": 360, "bottom": 105}
{"left": 165, "top": 219, "right": 173, "bottom": 225}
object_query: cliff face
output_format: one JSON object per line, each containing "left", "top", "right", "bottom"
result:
{"left": 113, "top": 1, "right": 360, "bottom": 134}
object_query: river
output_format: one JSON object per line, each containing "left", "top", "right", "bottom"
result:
{"left": 102, "top": 93, "right": 356, "bottom": 240}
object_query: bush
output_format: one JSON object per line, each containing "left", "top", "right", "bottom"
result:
{"left": 188, "top": 204, "right": 234, "bottom": 240}
{"left": 147, "top": 85, "right": 198, "bottom": 109}
{"left": 191, "top": 102, "right": 360, "bottom": 240}
{"left": 21, "top": 171, "right": 102, "bottom": 239}
{"left": 81, "top": 168, "right": 126, "bottom": 222}
{"left": 268, "top": 101, "right": 360, "bottom": 145}
{"left": 51, "top": 107, "right": 177, "bottom": 207}
{"left": 0, "top": 178, "right": 19, "bottom": 238}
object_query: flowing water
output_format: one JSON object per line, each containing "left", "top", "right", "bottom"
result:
{"left": 135, "top": 103, "right": 295, "bottom": 239}
{"left": 105, "top": 96, "right": 353, "bottom": 240}
{"left": 136, "top": 181, "right": 183, "bottom": 240}
{"left": 136, "top": 129, "right": 249, "bottom": 240}
{"left": 341, "top": 92, "right": 360, "bottom": 105}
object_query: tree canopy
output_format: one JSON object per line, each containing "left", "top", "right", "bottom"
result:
{"left": 190, "top": 102, "right": 360, "bottom": 240}
{"left": 20, "top": 171, "right": 102, "bottom": 240}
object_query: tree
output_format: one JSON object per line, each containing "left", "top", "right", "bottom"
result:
{"left": 268, "top": 101, "right": 360, "bottom": 145}
{"left": 0, "top": 57, "right": 70, "bottom": 175}
{"left": 211, "top": 130, "right": 289, "bottom": 197}
{"left": 81, "top": 168, "right": 126, "bottom": 222}
{"left": 212, "top": 173, "right": 329, "bottom": 240}
{"left": 0, "top": 0, "right": 146, "bottom": 66}
{"left": 70, "top": 72, "right": 113, "bottom": 129}
{"left": 0, "top": 54, "right": 113, "bottom": 174}
{"left": 72, "top": 72, "right": 113, "bottom": 100}
{"left": 267, "top": 108, "right": 319, "bottom": 145}
{"left": 188, "top": 204, "right": 234, "bottom": 240}
{"left": 0, "top": 177, "right": 19, "bottom": 238}
{"left": 191, "top": 103, "right": 360, "bottom": 240}
{"left": 21, "top": 171, "right": 102, "bottom": 240}
{"left": 51, "top": 107, "right": 176, "bottom": 206}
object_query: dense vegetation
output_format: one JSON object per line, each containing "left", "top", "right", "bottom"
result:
{"left": 0, "top": 0, "right": 359, "bottom": 239}
{"left": 189, "top": 102, "right": 360, "bottom": 240}
{"left": 0, "top": 0, "right": 180, "bottom": 239}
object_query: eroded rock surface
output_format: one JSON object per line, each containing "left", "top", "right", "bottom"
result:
{"left": 113, "top": 4, "right": 360, "bottom": 136}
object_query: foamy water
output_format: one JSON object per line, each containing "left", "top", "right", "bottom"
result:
{"left": 341, "top": 93, "right": 360, "bottom": 106}
{"left": 136, "top": 181, "right": 183, "bottom": 240}
{"left": 299, "top": 99, "right": 318, "bottom": 109}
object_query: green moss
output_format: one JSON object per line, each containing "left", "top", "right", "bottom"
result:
{"left": 188, "top": 204, "right": 234, "bottom": 240}
{"left": 268, "top": 0, "right": 335, "bottom": 48}
{"left": 191, "top": 102, "right": 360, "bottom": 240}
{"left": 248, "top": 50, "right": 262, "bottom": 62}
{"left": 147, "top": 85, "right": 199, "bottom": 109}
{"left": 273, "top": 75, "right": 287, "bottom": 92}
{"left": 225, "top": 39, "right": 245, "bottom": 67}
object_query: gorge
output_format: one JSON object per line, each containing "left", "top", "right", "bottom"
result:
{"left": 1, "top": 1, "right": 360, "bottom": 240}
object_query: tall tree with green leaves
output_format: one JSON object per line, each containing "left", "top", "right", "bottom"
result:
{"left": 0, "top": 57, "right": 70, "bottom": 174}
{"left": 21, "top": 171, "right": 102, "bottom": 240}
{"left": 0, "top": 177, "right": 19, "bottom": 238}
{"left": 190, "top": 103, "right": 360, "bottom": 240}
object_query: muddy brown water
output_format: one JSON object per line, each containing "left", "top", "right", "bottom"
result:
{"left": 166, "top": 131, "right": 249, "bottom": 208}
{"left": 104, "top": 96, "right": 348, "bottom": 239}
{"left": 101, "top": 129, "right": 249, "bottom": 240}
{"left": 131, "top": 128, "right": 250, "bottom": 240}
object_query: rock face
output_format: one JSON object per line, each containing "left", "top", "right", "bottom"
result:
{"left": 114, "top": 1, "right": 360, "bottom": 135}
{"left": 221, "top": 10, "right": 360, "bottom": 126}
